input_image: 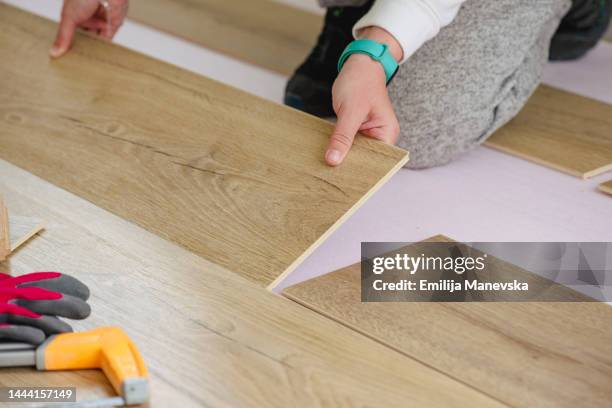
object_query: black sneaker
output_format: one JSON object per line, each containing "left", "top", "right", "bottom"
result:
{"left": 550, "top": 0, "right": 612, "bottom": 60}
{"left": 284, "top": 2, "right": 374, "bottom": 117}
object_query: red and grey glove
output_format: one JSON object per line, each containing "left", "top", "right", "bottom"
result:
{"left": 0, "top": 272, "right": 91, "bottom": 344}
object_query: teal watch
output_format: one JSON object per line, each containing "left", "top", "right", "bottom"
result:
{"left": 337, "top": 39, "right": 399, "bottom": 84}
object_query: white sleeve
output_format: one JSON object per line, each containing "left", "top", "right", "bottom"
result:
{"left": 353, "top": 0, "right": 465, "bottom": 63}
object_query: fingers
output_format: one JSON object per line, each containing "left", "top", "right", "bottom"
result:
{"left": 49, "top": 0, "right": 128, "bottom": 58}
{"left": 0, "top": 303, "right": 40, "bottom": 319}
{"left": 359, "top": 117, "right": 400, "bottom": 145}
{"left": 326, "top": 105, "right": 366, "bottom": 166}
{"left": 50, "top": 14, "right": 77, "bottom": 58}
{"left": 8, "top": 314, "right": 73, "bottom": 336}
{"left": 0, "top": 324, "right": 46, "bottom": 345}
{"left": 16, "top": 294, "right": 91, "bottom": 320}
{"left": 80, "top": 18, "right": 109, "bottom": 34}
{"left": 19, "top": 274, "right": 90, "bottom": 301}
{"left": 102, "top": 1, "right": 128, "bottom": 39}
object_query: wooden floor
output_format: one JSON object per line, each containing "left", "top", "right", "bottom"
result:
{"left": 128, "top": 0, "right": 323, "bottom": 76}
{"left": 127, "top": 0, "right": 612, "bottom": 179}
{"left": 284, "top": 237, "right": 612, "bottom": 408}
{"left": 1, "top": 3, "right": 610, "bottom": 406}
{"left": 485, "top": 85, "right": 612, "bottom": 179}
{"left": 0, "top": 160, "right": 503, "bottom": 407}
{"left": 0, "top": 4, "right": 407, "bottom": 289}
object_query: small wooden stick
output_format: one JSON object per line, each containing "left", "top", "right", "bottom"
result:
{"left": 0, "top": 196, "right": 9, "bottom": 261}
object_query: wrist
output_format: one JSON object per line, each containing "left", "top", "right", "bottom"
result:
{"left": 343, "top": 54, "right": 387, "bottom": 84}
{"left": 356, "top": 26, "right": 403, "bottom": 63}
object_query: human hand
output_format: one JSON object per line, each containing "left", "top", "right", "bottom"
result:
{"left": 325, "top": 26, "right": 403, "bottom": 166}
{"left": 50, "top": 0, "right": 129, "bottom": 58}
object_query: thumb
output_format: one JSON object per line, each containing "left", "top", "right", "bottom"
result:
{"left": 326, "top": 105, "right": 366, "bottom": 166}
{"left": 50, "top": 16, "right": 77, "bottom": 58}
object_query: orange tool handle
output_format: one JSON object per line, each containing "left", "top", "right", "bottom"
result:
{"left": 39, "top": 327, "right": 148, "bottom": 403}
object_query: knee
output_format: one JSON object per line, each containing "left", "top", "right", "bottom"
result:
{"left": 395, "top": 110, "right": 491, "bottom": 169}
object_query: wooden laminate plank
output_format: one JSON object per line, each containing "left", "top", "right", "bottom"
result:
{"left": 284, "top": 236, "right": 612, "bottom": 408}
{"left": 0, "top": 4, "right": 408, "bottom": 289}
{"left": 599, "top": 179, "right": 612, "bottom": 195}
{"left": 485, "top": 85, "right": 612, "bottom": 178}
{"left": 0, "top": 160, "right": 502, "bottom": 407}
{"left": 128, "top": 0, "right": 322, "bottom": 76}
{"left": 0, "top": 196, "right": 9, "bottom": 261}
{"left": 129, "top": 0, "right": 612, "bottom": 179}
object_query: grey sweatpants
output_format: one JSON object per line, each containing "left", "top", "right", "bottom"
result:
{"left": 321, "top": 0, "right": 571, "bottom": 168}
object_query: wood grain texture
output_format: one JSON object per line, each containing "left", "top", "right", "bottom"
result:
{"left": 485, "top": 85, "right": 612, "bottom": 178}
{"left": 599, "top": 179, "right": 612, "bottom": 195}
{"left": 284, "top": 236, "right": 612, "bottom": 408}
{"left": 128, "top": 0, "right": 323, "bottom": 75}
{"left": 0, "top": 160, "right": 501, "bottom": 407}
{"left": 0, "top": 4, "right": 408, "bottom": 289}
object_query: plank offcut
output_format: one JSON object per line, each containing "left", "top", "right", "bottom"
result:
{"left": 284, "top": 236, "right": 612, "bottom": 408}
{"left": 485, "top": 85, "right": 612, "bottom": 178}
{"left": 0, "top": 4, "right": 408, "bottom": 289}
{"left": 128, "top": 0, "right": 323, "bottom": 75}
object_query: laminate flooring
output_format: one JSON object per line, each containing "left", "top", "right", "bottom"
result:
{"left": 0, "top": 159, "right": 501, "bottom": 408}
{"left": 0, "top": 4, "right": 408, "bottom": 289}
{"left": 284, "top": 236, "right": 612, "bottom": 408}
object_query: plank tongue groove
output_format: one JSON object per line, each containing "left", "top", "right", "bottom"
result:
{"left": 0, "top": 4, "right": 408, "bottom": 288}
{"left": 283, "top": 236, "right": 612, "bottom": 408}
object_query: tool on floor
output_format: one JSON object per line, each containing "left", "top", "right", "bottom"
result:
{"left": 0, "top": 327, "right": 149, "bottom": 406}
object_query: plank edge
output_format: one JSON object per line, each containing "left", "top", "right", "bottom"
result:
{"left": 267, "top": 150, "right": 409, "bottom": 290}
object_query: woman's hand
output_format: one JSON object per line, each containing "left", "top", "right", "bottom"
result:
{"left": 325, "top": 26, "right": 403, "bottom": 166}
{"left": 50, "top": 0, "right": 129, "bottom": 58}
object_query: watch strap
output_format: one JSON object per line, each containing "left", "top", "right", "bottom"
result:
{"left": 337, "top": 39, "right": 399, "bottom": 84}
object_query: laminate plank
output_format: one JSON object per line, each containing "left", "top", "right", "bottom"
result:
{"left": 128, "top": 0, "right": 322, "bottom": 75}
{"left": 485, "top": 85, "right": 612, "bottom": 178}
{"left": 128, "top": 0, "right": 612, "bottom": 179}
{"left": 284, "top": 236, "right": 612, "bottom": 408}
{"left": 0, "top": 160, "right": 502, "bottom": 407}
{"left": 0, "top": 4, "right": 408, "bottom": 289}
{"left": 599, "top": 179, "right": 612, "bottom": 195}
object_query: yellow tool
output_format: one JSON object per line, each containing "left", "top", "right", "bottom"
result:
{"left": 0, "top": 327, "right": 149, "bottom": 406}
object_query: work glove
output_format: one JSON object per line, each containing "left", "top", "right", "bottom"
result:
{"left": 0, "top": 272, "right": 91, "bottom": 345}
